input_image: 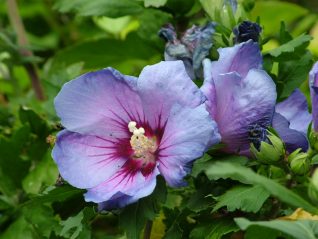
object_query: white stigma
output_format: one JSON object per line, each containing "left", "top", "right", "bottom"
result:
{"left": 128, "top": 121, "right": 137, "bottom": 133}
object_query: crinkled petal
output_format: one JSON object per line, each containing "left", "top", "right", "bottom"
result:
{"left": 52, "top": 130, "right": 130, "bottom": 189}
{"left": 158, "top": 104, "right": 220, "bottom": 187}
{"left": 272, "top": 113, "right": 308, "bottom": 152}
{"left": 275, "top": 89, "right": 311, "bottom": 134}
{"left": 182, "top": 22, "right": 216, "bottom": 76}
{"left": 137, "top": 61, "right": 205, "bottom": 129}
{"left": 310, "top": 62, "right": 318, "bottom": 131}
{"left": 209, "top": 70, "right": 276, "bottom": 154}
{"left": 209, "top": 40, "right": 262, "bottom": 80}
{"left": 54, "top": 68, "right": 144, "bottom": 138}
{"left": 84, "top": 164, "right": 159, "bottom": 204}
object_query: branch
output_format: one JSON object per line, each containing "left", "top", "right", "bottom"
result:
{"left": 143, "top": 220, "right": 153, "bottom": 239}
{"left": 6, "top": 0, "right": 45, "bottom": 100}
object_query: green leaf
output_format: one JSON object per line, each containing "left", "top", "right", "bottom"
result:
{"left": 0, "top": 217, "right": 34, "bottom": 239}
{"left": 163, "top": 208, "right": 190, "bottom": 239}
{"left": 19, "top": 106, "right": 49, "bottom": 137}
{"left": 59, "top": 207, "right": 95, "bottom": 239}
{"left": 268, "top": 34, "right": 312, "bottom": 59}
{"left": 190, "top": 219, "right": 239, "bottom": 239}
{"left": 0, "top": 126, "right": 31, "bottom": 195}
{"left": 24, "top": 185, "right": 84, "bottom": 205}
{"left": 164, "top": 223, "right": 183, "bottom": 239}
{"left": 245, "top": 226, "right": 281, "bottom": 239}
{"left": 119, "top": 177, "right": 167, "bottom": 239}
{"left": 22, "top": 152, "right": 58, "bottom": 194}
{"left": 213, "top": 185, "right": 270, "bottom": 213}
{"left": 50, "top": 33, "right": 160, "bottom": 74}
{"left": 144, "top": 0, "right": 167, "bottom": 8}
{"left": 204, "top": 161, "right": 318, "bottom": 214}
{"left": 277, "top": 51, "right": 313, "bottom": 99}
{"left": 250, "top": 1, "right": 308, "bottom": 35}
{"left": 0, "top": 205, "right": 60, "bottom": 239}
{"left": 137, "top": 9, "right": 172, "bottom": 45}
{"left": 54, "top": 0, "right": 143, "bottom": 18}
{"left": 235, "top": 218, "right": 318, "bottom": 239}
{"left": 192, "top": 154, "right": 248, "bottom": 177}
{"left": 22, "top": 204, "right": 61, "bottom": 238}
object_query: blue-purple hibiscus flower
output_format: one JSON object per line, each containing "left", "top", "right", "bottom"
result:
{"left": 201, "top": 40, "right": 277, "bottom": 156}
{"left": 310, "top": 62, "right": 318, "bottom": 132}
{"left": 52, "top": 61, "right": 220, "bottom": 209}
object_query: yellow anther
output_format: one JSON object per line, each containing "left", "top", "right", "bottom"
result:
{"left": 127, "top": 122, "right": 157, "bottom": 159}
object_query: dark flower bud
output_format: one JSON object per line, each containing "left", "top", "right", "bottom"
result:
{"left": 233, "top": 21, "right": 262, "bottom": 43}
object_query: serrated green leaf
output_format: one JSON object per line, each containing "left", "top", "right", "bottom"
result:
{"left": 235, "top": 218, "right": 318, "bottom": 239}
{"left": 204, "top": 161, "right": 318, "bottom": 214}
{"left": 59, "top": 207, "right": 94, "bottom": 239}
{"left": 190, "top": 219, "right": 239, "bottom": 239}
{"left": 213, "top": 185, "right": 270, "bottom": 213}
{"left": 54, "top": 0, "right": 143, "bottom": 18}
{"left": 144, "top": 0, "right": 167, "bottom": 8}
{"left": 268, "top": 34, "right": 312, "bottom": 59}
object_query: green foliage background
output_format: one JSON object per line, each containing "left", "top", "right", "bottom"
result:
{"left": 1, "top": 0, "right": 318, "bottom": 238}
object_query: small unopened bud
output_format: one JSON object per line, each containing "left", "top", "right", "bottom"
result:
{"left": 251, "top": 131, "right": 285, "bottom": 164}
{"left": 308, "top": 169, "right": 318, "bottom": 205}
{"left": 289, "top": 152, "right": 310, "bottom": 175}
{"left": 309, "top": 131, "right": 318, "bottom": 151}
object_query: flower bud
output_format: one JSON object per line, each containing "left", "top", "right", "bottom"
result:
{"left": 309, "top": 131, "right": 318, "bottom": 152}
{"left": 289, "top": 152, "right": 310, "bottom": 175}
{"left": 250, "top": 131, "right": 285, "bottom": 164}
{"left": 233, "top": 21, "right": 262, "bottom": 43}
{"left": 308, "top": 169, "right": 318, "bottom": 205}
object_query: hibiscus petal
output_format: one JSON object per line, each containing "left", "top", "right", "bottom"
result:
{"left": 201, "top": 59, "right": 217, "bottom": 118}
{"left": 310, "top": 62, "right": 318, "bottom": 131}
{"left": 52, "top": 130, "right": 129, "bottom": 189}
{"left": 54, "top": 68, "right": 144, "bottom": 138}
{"left": 209, "top": 40, "right": 262, "bottom": 80}
{"left": 275, "top": 89, "right": 311, "bottom": 134}
{"left": 137, "top": 61, "right": 205, "bottom": 129}
{"left": 158, "top": 104, "right": 220, "bottom": 187}
{"left": 84, "top": 164, "right": 159, "bottom": 204}
{"left": 211, "top": 70, "right": 276, "bottom": 154}
{"left": 272, "top": 113, "right": 309, "bottom": 152}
